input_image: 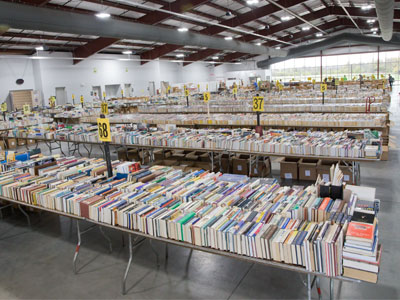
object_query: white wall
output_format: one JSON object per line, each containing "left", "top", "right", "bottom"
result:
{"left": 0, "top": 58, "right": 36, "bottom": 103}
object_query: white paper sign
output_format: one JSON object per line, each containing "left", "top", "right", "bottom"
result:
{"left": 237, "top": 165, "right": 242, "bottom": 171}
{"left": 344, "top": 175, "right": 350, "bottom": 182}
{"left": 322, "top": 174, "right": 330, "bottom": 182}
{"left": 305, "top": 170, "right": 311, "bottom": 177}
{"left": 284, "top": 173, "right": 292, "bottom": 179}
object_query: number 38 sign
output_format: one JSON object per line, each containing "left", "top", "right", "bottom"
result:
{"left": 97, "top": 118, "right": 111, "bottom": 142}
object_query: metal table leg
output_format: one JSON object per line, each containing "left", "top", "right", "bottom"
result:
{"left": 18, "top": 204, "right": 31, "bottom": 227}
{"left": 307, "top": 273, "right": 311, "bottom": 300}
{"left": 149, "top": 239, "right": 160, "bottom": 267}
{"left": 122, "top": 234, "right": 133, "bottom": 295}
{"left": 316, "top": 276, "right": 321, "bottom": 300}
{"left": 330, "top": 278, "right": 334, "bottom": 300}
{"left": 73, "top": 220, "right": 81, "bottom": 274}
{"left": 165, "top": 243, "right": 168, "bottom": 262}
{"left": 99, "top": 226, "right": 113, "bottom": 253}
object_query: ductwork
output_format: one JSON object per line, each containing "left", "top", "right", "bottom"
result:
{"left": 0, "top": 1, "right": 287, "bottom": 57}
{"left": 257, "top": 32, "right": 400, "bottom": 69}
{"left": 375, "top": 0, "right": 394, "bottom": 41}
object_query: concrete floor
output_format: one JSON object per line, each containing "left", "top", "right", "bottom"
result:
{"left": 1, "top": 87, "right": 400, "bottom": 299}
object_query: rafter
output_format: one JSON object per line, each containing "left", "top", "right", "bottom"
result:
{"left": 73, "top": 37, "right": 120, "bottom": 64}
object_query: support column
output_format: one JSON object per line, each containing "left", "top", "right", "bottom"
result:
{"left": 320, "top": 50, "right": 323, "bottom": 82}
{"left": 377, "top": 46, "right": 380, "bottom": 79}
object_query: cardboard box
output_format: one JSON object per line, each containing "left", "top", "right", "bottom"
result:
{"left": 152, "top": 159, "right": 179, "bottom": 167}
{"left": 316, "top": 159, "right": 339, "bottom": 182}
{"left": 117, "top": 149, "right": 128, "bottom": 161}
{"left": 185, "top": 152, "right": 199, "bottom": 161}
{"left": 299, "top": 158, "right": 318, "bottom": 181}
{"left": 250, "top": 157, "right": 271, "bottom": 177}
{"left": 381, "top": 146, "right": 388, "bottom": 161}
{"left": 27, "top": 139, "right": 36, "bottom": 145}
{"left": 219, "top": 154, "right": 231, "bottom": 173}
{"left": 279, "top": 157, "right": 300, "bottom": 180}
{"left": 153, "top": 149, "right": 171, "bottom": 161}
{"left": 232, "top": 154, "right": 250, "bottom": 175}
{"left": 0, "top": 140, "right": 5, "bottom": 151}
{"left": 127, "top": 149, "right": 139, "bottom": 161}
{"left": 17, "top": 139, "right": 26, "bottom": 146}
{"left": 194, "top": 161, "right": 213, "bottom": 171}
{"left": 338, "top": 161, "right": 355, "bottom": 185}
{"left": 199, "top": 152, "right": 210, "bottom": 162}
{"left": 6, "top": 138, "right": 17, "bottom": 149}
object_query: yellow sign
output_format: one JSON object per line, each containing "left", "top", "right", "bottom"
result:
{"left": 184, "top": 89, "right": 189, "bottom": 97}
{"left": 203, "top": 92, "right": 210, "bottom": 102}
{"left": 72, "top": 94, "right": 75, "bottom": 101}
{"left": 206, "top": 84, "right": 208, "bottom": 91}
{"left": 278, "top": 84, "right": 283, "bottom": 91}
{"left": 307, "top": 77, "right": 311, "bottom": 81}
{"left": 252, "top": 96, "right": 264, "bottom": 112}
{"left": 335, "top": 79, "right": 339, "bottom": 86}
{"left": 328, "top": 76, "right": 332, "bottom": 81}
{"left": 382, "top": 83, "right": 385, "bottom": 89}
{"left": 167, "top": 86, "right": 171, "bottom": 93}
{"left": 23, "top": 104, "right": 30, "bottom": 115}
{"left": 232, "top": 87, "right": 237, "bottom": 95}
{"left": 1, "top": 103, "right": 7, "bottom": 112}
{"left": 101, "top": 102, "right": 109, "bottom": 115}
{"left": 97, "top": 118, "right": 111, "bottom": 142}
{"left": 312, "top": 79, "right": 316, "bottom": 84}
{"left": 80, "top": 95, "right": 84, "bottom": 104}
{"left": 102, "top": 91, "right": 106, "bottom": 99}
{"left": 372, "top": 75, "right": 376, "bottom": 80}
{"left": 49, "top": 97, "right": 56, "bottom": 106}
{"left": 381, "top": 74, "right": 385, "bottom": 79}
{"left": 121, "top": 89, "right": 124, "bottom": 96}
{"left": 197, "top": 84, "right": 200, "bottom": 90}
{"left": 320, "top": 84, "right": 328, "bottom": 93}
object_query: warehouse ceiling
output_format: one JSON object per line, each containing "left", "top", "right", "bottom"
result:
{"left": 0, "top": 0, "right": 400, "bottom": 65}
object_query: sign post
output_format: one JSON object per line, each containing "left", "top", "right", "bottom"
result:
{"left": 253, "top": 95, "right": 264, "bottom": 136}
{"left": 335, "top": 78, "right": 339, "bottom": 95}
{"left": 320, "top": 83, "right": 327, "bottom": 104}
{"left": 232, "top": 87, "right": 237, "bottom": 100}
{"left": 97, "top": 114, "right": 113, "bottom": 178}
{"left": 80, "top": 95, "right": 84, "bottom": 108}
{"left": 1, "top": 103, "right": 7, "bottom": 121}
{"left": 72, "top": 94, "right": 75, "bottom": 105}
{"left": 185, "top": 88, "right": 190, "bottom": 107}
{"left": 203, "top": 92, "right": 210, "bottom": 118}
{"left": 121, "top": 89, "right": 124, "bottom": 99}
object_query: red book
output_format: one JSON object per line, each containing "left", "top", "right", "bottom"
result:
{"left": 347, "top": 221, "right": 375, "bottom": 241}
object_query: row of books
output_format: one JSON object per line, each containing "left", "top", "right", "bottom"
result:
{"left": 0, "top": 154, "right": 379, "bottom": 278}
{"left": 9, "top": 126, "right": 382, "bottom": 159}
{"left": 81, "top": 113, "right": 388, "bottom": 128}
{"left": 138, "top": 103, "right": 388, "bottom": 114}
{"left": 0, "top": 115, "right": 53, "bottom": 129}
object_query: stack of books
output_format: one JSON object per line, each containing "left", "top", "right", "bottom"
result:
{"left": 0, "top": 154, "right": 381, "bottom": 281}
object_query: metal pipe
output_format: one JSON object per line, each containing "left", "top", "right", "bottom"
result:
{"left": 375, "top": 0, "right": 394, "bottom": 41}
{"left": 0, "top": 1, "right": 287, "bottom": 57}
{"left": 337, "top": 0, "right": 363, "bottom": 34}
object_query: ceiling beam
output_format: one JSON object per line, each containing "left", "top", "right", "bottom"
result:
{"left": 73, "top": 37, "right": 120, "bottom": 64}
{"left": 137, "top": 0, "right": 209, "bottom": 25}
{"left": 182, "top": 49, "right": 220, "bottom": 66}
{"left": 141, "top": 0, "right": 304, "bottom": 64}
{"left": 0, "top": 49, "right": 35, "bottom": 55}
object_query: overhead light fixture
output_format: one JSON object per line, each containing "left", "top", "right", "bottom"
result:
{"left": 226, "top": 11, "right": 233, "bottom": 17}
{"left": 367, "top": 19, "right": 376, "bottom": 24}
{"left": 35, "top": 46, "right": 44, "bottom": 51}
{"left": 176, "top": 53, "right": 185, "bottom": 57}
{"left": 362, "top": 5, "right": 372, "bottom": 10}
{"left": 275, "top": 46, "right": 281, "bottom": 49}
{"left": 178, "top": 27, "right": 188, "bottom": 32}
{"left": 371, "top": 27, "right": 378, "bottom": 32}
{"left": 95, "top": 12, "right": 111, "bottom": 19}
{"left": 246, "top": 0, "right": 259, "bottom": 4}
{"left": 224, "top": 36, "right": 233, "bottom": 40}
{"left": 316, "top": 33, "right": 323, "bottom": 37}
{"left": 255, "top": 42, "right": 262, "bottom": 46}
{"left": 234, "top": 62, "right": 242, "bottom": 65}
{"left": 212, "top": 56, "right": 219, "bottom": 60}
{"left": 302, "top": 27, "right": 310, "bottom": 31}
{"left": 281, "top": 16, "right": 291, "bottom": 21}
{"left": 122, "top": 50, "right": 132, "bottom": 55}
{"left": 373, "top": 31, "right": 377, "bottom": 35}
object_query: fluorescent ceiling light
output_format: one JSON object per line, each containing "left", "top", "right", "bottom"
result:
{"left": 246, "top": 0, "right": 259, "bottom": 4}
{"left": 362, "top": 5, "right": 372, "bottom": 10}
{"left": 302, "top": 27, "right": 310, "bottom": 31}
{"left": 178, "top": 27, "right": 188, "bottom": 32}
{"left": 281, "top": 16, "right": 291, "bottom": 21}
{"left": 95, "top": 12, "right": 111, "bottom": 19}
{"left": 234, "top": 62, "right": 242, "bottom": 65}
{"left": 224, "top": 36, "right": 233, "bottom": 40}
{"left": 371, "top": 27, "right": 378, "bottom": 32}
{"left": 367, "top": 19, "right": 376, "bottom": 24}
{"left": 35, "top": 46, "right": 44, "bottom": 51}
{"left": 122, "top": 50, "right": 132, "bottom": 55}
{"left": 255, "top": 42, "right": 261, "bottom": 46}
{"left": 275, "top": 46, "right": 281, "bottom": 49}
{"left": 316, "top": 33, "right": 323, "bottom": 37}
{"left": 176, "top": 53, "right": 185, "bottom": 57}
{"left": 212, "top": 56, "right": 219, "bottom": 59}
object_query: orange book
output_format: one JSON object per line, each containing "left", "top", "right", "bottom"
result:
{"left": 318, "top": 197, "right": 331, "bottom": 211}
{"left": 347, "top": 221, "right": 375, "bottom": 241}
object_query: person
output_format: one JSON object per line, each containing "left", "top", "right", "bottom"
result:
{"left": 389, "top": 74, "right": 394, "bottom": 89}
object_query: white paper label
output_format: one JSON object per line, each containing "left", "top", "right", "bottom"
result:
{"left": 284, "top": 173, "right": 292, "bottom": 179}
{"left": 237, "top": 165, "right": 242, "bottom": 171}
{"left": 254, "top": 168, "right": 258, "bottom": 174}
{"left": 322, "top": 174, "right": 330, "bottom": 182}
{"left": 305, "top": 170, "right": 311, "bottom": 177}
{"left": 344, "top": 175, "right": 350, "bottom": 182}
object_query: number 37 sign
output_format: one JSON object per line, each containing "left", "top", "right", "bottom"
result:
{"left": 97, "top": 118, "right": 112, "bottom": 142}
